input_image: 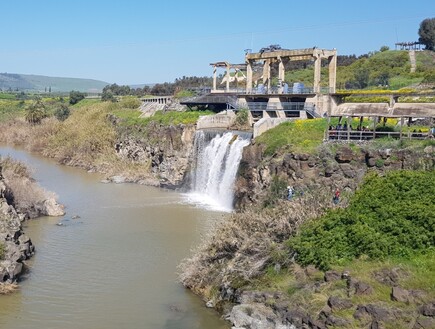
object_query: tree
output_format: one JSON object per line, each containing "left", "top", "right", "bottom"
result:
{"left": 25, "top": 99, "right": 46, "bottom": 124}
{"left": 101, "top": 89, "right": 116, "bottom": 102}
{"left": 418, "top": 17, "right": 435, "bottom": 51}
{"left": 69, "top": 90, "right": 86, "bottom": 105}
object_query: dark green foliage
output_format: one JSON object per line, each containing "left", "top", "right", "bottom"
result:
{"left": 419, "top": 18, "right": 435, "bottom": 51}
{"left": 289, "top": 171, "right": 435, "bottom": 270}
{"left": 54, "top": 104, "right": 70, "bottom": 121}
{"left": 101, "top": 89, "right": 116, "bottom": 102}
{"left": 69, "top": 90, "right": 86, "bottom": 105}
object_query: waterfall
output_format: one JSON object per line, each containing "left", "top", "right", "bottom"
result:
{"left": 188, "top": 130, "right": 251, "bottom": 212}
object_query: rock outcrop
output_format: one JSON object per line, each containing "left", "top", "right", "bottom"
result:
{"left": 234, "top": 143, "right": 434, "bottom": 210}
{"left": 115, "top": 123, "right": 196, "bottom": 188}
{"left": 0, "top": 179, "right": 34, "bottom": 286}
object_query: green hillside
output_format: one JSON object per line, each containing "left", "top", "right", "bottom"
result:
{"left": 0, "top": 73, "right": 109, "bottom": 93}
{"left": 284, "top": 50, "right": 435, "bottom": 90}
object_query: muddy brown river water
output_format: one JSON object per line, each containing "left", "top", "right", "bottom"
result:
{"left": 0, "top": 146, "right": 229, "bottom": 329}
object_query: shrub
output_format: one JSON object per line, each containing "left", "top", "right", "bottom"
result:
{"left": 289, "top": 170, "right": 435, "bottom": 270}
{"left": 235, "top": 108, "right": 249, "bottom": 126}
{"left": 54, "top": 104, "right": 70, "bottom": 121}
{"left": 25, "top": 99, "right": 47, "bottom": 124}
{"left": 120, "top": 96, "right": 140, "bottom": 109}
{"left": 69, "top": 91, "right": 86, "bottom": 105}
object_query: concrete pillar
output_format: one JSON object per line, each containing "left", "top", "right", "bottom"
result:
{"left": 263, "top": 60, "right": 271, "bottom": 92}
{"left": 226, "top": 63, "right": 230, "bottom": 92}
{"left": 328, "top": 53, "right": 337, "bottom": 93}
{"left": 278, "top": 57, "right": 285, "bottom": 94}
{"left": 314, "top": 55, "right": 321, "bottom": 94}
{"left": 212, "top": 65, "right": 217, "bottom": 91}
{"left": 246, "top": 60, "right": 253, "bottom": 93}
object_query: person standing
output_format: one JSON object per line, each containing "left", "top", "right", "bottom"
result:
{"left": 333, "top": 188, "right": 340, "bottom": 204}
{"left": 287, "top": 186, "right": 293, "bottom": 201}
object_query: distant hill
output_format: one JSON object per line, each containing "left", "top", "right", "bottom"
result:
{"left": 0, "top": 73, "right": 109, "bottom": 93}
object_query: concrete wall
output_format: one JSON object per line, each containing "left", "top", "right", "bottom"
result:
{"left": 253, "top": 117, "right": 293, "bottom": 138}
{"left": 196, "top": 111, "right": 237, "bottom": 130}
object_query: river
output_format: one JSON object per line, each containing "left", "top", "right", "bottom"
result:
{"left": 0, "top": 146, "right": 229, "bottom": 329}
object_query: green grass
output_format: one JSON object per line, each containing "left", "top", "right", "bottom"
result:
{"left": 255, "top": 118, "right": 327, "bottom": 155}
{"left": 0, "top": 99, "right": 27, "bottom": 121}
{"left": 0, "top": 93, "right": 17, "bottom": 100}
{"left": 112, "top": 108, "right": 215, "bottom": 127}
{"left": 70, "top": 98, "right": 101, "bottom": 108}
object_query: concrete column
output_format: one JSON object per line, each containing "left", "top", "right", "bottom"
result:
{"left": 278, "top": 57, "right": 285, "bottom": 94}
{"left": 314, "top": 55, "right": 321, "bottom": 94}
{"left": 246, "top": 60, "right": 253, "bottom": 93}
{"left": 226, "top": 64, "right": 230, "bottom": 92}
{"left": 328, "top": 53, "right": 337, "bottom": 93}
{"left": 263, "top": 60, "right": 271, "bottom": 91}
{"left": 213, "top": 65, "right": 217, "bottom": 91}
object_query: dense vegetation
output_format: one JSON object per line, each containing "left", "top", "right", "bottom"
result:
{"left": 289, "top": 170, "right": 435, "bottom": 270}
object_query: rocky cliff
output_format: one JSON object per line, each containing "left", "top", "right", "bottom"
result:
{"left": 0, "top": 159, "right": 65, "bottom": 292}
{"left": 114, "top": 122, "right": 196, "bottom": 188}
{"left": 234, "top": 142, "right": 435, "bottom": 210}
{"left": 0, "top": 171, "right": 34, "bottom": 290}
{"left": 181, "top": 141, "right": 435, "bottom": 329}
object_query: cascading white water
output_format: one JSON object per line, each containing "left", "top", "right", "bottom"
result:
{"left": 188, "top": 130, "right": 251, "bottom": 212}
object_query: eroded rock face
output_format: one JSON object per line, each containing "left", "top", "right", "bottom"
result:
{"left": 115, "top": 124, "right": 196, "bottom": 188}
{"left": 0, "top": 180, "right": 35, "bottom": 285}
{"left": 234, "top": 144, "right": 434, "bottom": 210}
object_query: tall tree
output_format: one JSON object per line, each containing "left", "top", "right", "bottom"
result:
{"left": 418, "top": 18, "right": 435, "bottom": 51}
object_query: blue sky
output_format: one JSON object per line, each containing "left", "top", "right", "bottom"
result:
{"left": 0, "top": 0, "right": 433, "bottom": 85}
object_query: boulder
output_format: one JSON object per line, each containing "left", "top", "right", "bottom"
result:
{"left": 335, "top": 147, "right": 354, "bottom": 163}
{"left": 229, "top": 303, "right": 291, "bottom": 329}
{"left": 324, "top": 270, "right": 341, "bottom": 282}
{"left": 419, "top": 303, "right": 435, "bottom": 317}
{"left": 327, "top": 296, "right": 353, "bottom": 311}
{"left": 349, "top": 280, "right": 373, "bottom": 296}
{"left": 413, "top": 316, "right": 435, "bottom": 329}
{"left": 354, "top": 304, "right": 392, "bottom": 323}
{"left": 391, "top": 286, "right": 410, "bottom": 303}
{"left": 42, "top": 198, "right": 65, "bottom": 217}
{"left": 324, "top": 315, "right": 351, "bottom": 327}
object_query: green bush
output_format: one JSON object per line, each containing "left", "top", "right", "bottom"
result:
{"left": 120, "top": 96, "right": 140, "bottom": 109}
{"left": 288, "top": 170, "right": 435, "bottom": 270}
{"left": 54, "top": 104, "right": 70, "bottom": 121}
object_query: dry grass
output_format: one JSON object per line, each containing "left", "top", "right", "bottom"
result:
{"left": 0, "top": 117, "right": 60, "bottom": 152}
{"left": 1, "top": 157, "right": 57, "bottom": 214}
{"left": 179, "top": 187, "right": 332, "bottom": 299}
{"left": 0, "top": 283, "right": 18, "bottom": 295}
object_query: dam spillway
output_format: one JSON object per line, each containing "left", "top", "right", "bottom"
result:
{"left": 188, "top": 130, "right": 251, "bottom": 212}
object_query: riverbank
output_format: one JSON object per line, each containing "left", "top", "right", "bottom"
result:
{"left": 180, "top": 135, "right": 435, "bottom": 328}
{"left": 0, "top": 157, "right": 64, "bottom": 292}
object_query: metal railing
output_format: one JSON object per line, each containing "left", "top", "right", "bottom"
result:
{"left": 246, "top": 102, "right": 317, "bottom": 112}
{"left": 328, "top": 130, "right": 430, "bottom": 141}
